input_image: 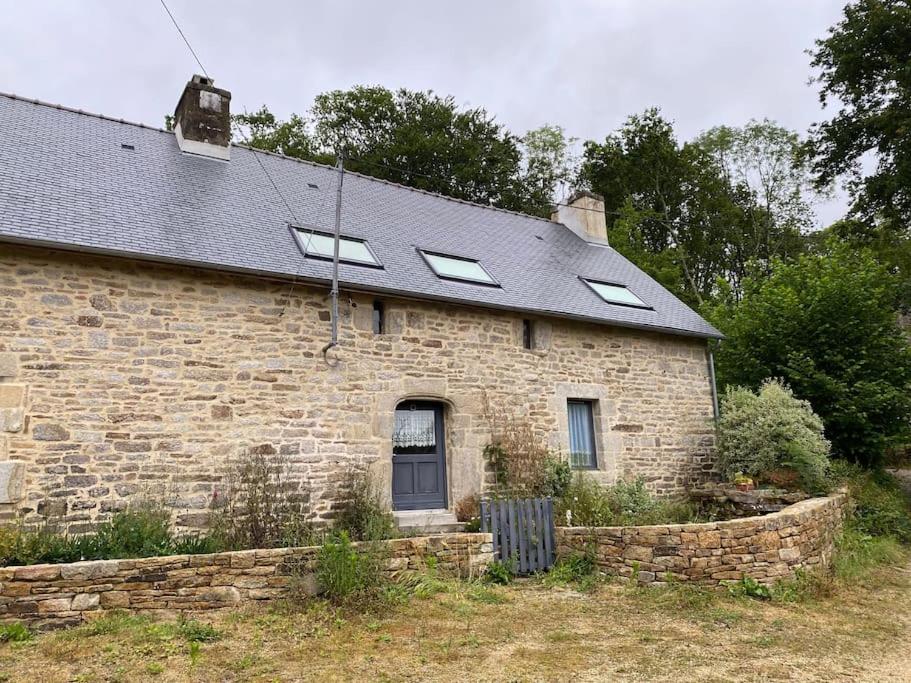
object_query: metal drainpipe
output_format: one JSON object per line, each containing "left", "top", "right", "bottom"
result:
{"left": 321, "top": 156, "right": 344, "bottom": 362}
{"left": 707, "top": 342, "right": 720, "bottom": 420}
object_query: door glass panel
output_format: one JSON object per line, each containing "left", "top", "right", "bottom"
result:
{"left": 393, "top": 409, "right": 436, "bottom": 449}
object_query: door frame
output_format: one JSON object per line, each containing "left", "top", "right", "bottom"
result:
{"left": 391, "top": 400, "right": 448, "bottom": 511}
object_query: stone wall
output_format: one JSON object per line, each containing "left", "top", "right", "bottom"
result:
{"left": 0, "top": 532, "right": 493, "bottom": 629}
{"left": 0, "top": 245, "right": 716, "bottom": 530}
{"left": 555, "top": 493, "right": 847, "bottom": 586}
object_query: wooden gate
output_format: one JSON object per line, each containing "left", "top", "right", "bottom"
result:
{"left": 480, "top": 497, "right": 556, "bottom": 574}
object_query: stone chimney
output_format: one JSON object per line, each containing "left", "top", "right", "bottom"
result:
{"left": 173, "top": 75, "right": 231, "bottom": 161}
{"left": 551, "top": 190, "right": 608, "bottom": 244}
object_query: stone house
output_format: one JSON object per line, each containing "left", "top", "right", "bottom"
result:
{"left": 0, "top": 76, "right": 721, "bottom": 532}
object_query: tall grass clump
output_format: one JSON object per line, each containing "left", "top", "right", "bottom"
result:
{"left": 314, "top": 531, "right": 388, "bottom": 606}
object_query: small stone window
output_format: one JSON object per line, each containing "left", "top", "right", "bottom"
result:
{"left": 522, "top": 319, "right": 534, "bottom": 350}
{"left": 567, "top": 400, "right": 597, "bottom": 469}
{"left": 372, "top": 300, "right": 385, "bottom": 335}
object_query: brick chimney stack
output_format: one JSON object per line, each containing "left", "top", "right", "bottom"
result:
{"left": 551, "top": 190, "right": 608, "bottom": 244}
{"left": 173, "top": 75, "right": 231, "bottom": 161}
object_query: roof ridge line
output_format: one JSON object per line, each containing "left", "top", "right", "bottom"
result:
{"left": 0, "top": 90, "right": 557, "bottom": 225}
{"left": 0, "top": 91, "right": 173, "bottom": 135}
{"left": 232, "top": 142, "right": 556, "bottom": 224}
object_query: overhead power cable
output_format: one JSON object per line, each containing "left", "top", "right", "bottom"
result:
{"left": 158, "top": 0, "right": 209, "bottom": 78}
{"left": 156, "top": 0, "right": 335, "bottom": 318}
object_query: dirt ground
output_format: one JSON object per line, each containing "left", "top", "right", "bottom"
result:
{"left": 2, "top": 555, "right": 910, "bottom": 683}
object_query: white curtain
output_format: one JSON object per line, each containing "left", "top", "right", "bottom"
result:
{"left": 393, "top": 409, "right": 436, "bottom": 448}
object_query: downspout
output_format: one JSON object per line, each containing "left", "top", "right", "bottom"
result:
{"left": 321, "top": 156, "right": 344, "bottom": 363}
{"left": 707, "top": 341, "right": 720, "bottom": 420}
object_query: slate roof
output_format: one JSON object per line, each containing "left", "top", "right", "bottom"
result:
{"left": 0, "top": 92, "right": 721, "bottom": 339}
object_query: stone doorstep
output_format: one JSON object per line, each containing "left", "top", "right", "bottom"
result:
{"left": 393, "top": 509, "right": 463, "bottom": 534}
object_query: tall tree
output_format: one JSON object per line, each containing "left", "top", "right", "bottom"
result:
{"left": 578, "top": 109, "right": 716, "bottom": 304}
{"left": 511, "top": 124, "right": 578, "bottom": 217}
{"left": 695, "top": 120, "right": 814, "bottom": 294}
{"left": 807, "top": 0, "right": 911, "bottom": 228}
{"left": 230, "top": 87, "right": 568, "bottom": 218}
{"left": 708, "top": 246, "right": 911, "bottom": 466}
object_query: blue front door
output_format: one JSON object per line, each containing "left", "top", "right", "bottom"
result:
{"left": 392, "top": 402, "right": 447, "bottom": 510}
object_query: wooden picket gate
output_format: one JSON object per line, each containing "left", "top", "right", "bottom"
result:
{"left": 479, "top": 497, "right": 556, "bottom": 574}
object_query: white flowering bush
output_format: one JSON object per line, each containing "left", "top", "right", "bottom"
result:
{"left": 717, "top": 379, "right": 831, "bottom": 493}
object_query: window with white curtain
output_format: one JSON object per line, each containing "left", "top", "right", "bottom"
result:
{"left": 567, "top": 400, "right": 597, "bottom": 469}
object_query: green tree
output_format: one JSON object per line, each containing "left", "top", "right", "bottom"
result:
{"left": 807, "top": 0, "right": 911, "bottom": 228}
{"left": 695, "top": 120, "right": 815, "bottom": 293}
{"left": 511, "top": 124, "right": 578, "bottom": 217}
{"left": 708, "top": 247, "right": 911, "bottom": 466}
{"left": 578, "top": 109, "right": 725, "bottom": 305}
{"left": 230, "top": 87, "right": 568, "bottom": 218}
{"left": 233, "top": 107, "right": 320, "bottom": 160}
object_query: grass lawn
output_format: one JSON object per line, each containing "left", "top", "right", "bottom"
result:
{"left": 1, "top": 554, "right": 910, "bottom": 683}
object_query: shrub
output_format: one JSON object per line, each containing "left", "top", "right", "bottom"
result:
{"left": 0, "top": 521, "right": 87, "bottom": 566}
{"left": 482, "top": 395, "right": 571, "bottom": 498}
{"left": 555, "top": 475, "right": 696, "bottom": 527}
{"left": 87, "top": 503, "right": 175, "bottom": 558}
{"left": 1, "top": 502, "right": 229, "bottom": 567}
{"left": 334, "top": 467, "right": 395, "bottom": 542}
{"left": 717, "top": 379, "right": 831, "bottom": 493}
{"left": 209, "top": 450, "right": 314, "bottom": 550}
{"left": 315, "top": 531, "right": 387, "bottom": 605}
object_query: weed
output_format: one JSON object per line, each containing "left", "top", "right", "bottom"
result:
{"left": 483, "top": 558, "right": 515, "bottom": 585}
{"left": 546, "top": 547, "right": 597, "bottom": 588}
{"left": 188, "top": 640, "right": 202, "bottom": 666}
{"left": 834, "top": 523, "right": 905, "bottom": 581}
{"left": 145, "top": 662, "right": 164, "bottom": 676}
{"left": 0, "top": 622, "right": 32, "bottom": 643}
{"left": 176, "top": 617, "right": 221, "bottom": 643}
{"left": 83, "top": 611, "right": 151, "bottom": 636}
{"left": 727, "top": 576, "right": 773, "bottom": 600}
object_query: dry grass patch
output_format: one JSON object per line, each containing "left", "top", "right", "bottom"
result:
{"left": 1, "top": 556, "right": 910, "bottom": 682}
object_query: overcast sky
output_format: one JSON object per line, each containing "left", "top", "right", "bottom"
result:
{"left": 0, "top": 0, "right": 848, "bottom": 224}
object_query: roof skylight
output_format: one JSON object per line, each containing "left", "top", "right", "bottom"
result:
{"left": 581, "top": 278, "right": 650, "bottom": 309}
{"left": 292, "top": 228, "right": 382, "bottom": 267}
{"left": 419, "top": 250, "right": 498, "bottom": 286}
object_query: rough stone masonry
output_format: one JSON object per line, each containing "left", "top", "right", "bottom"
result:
{"left": 0, "top": 532, "right": 494, "bottom": 629}
{"left": 0, "top": 245, "right": 716, "bottom": 531}
{"left": 556, "top": 493, "right": 847, "bottom": 586}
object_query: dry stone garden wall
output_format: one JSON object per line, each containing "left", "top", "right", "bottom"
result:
{"left": 0, "top": 532, "right": 493, "bottom": 629}
{"left": 556, "top": 493, "right": 847, "bottom": 586}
